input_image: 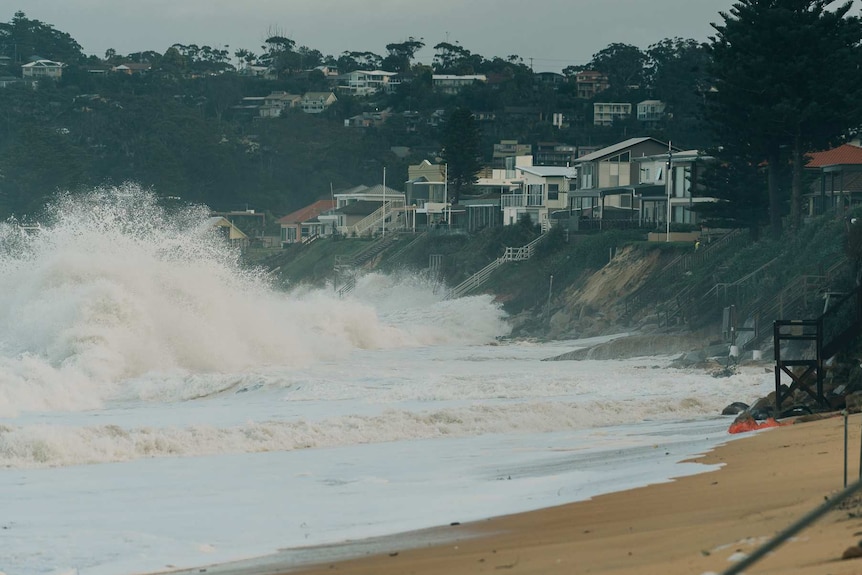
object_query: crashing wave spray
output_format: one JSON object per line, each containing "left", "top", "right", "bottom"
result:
{"left": 0, "top": 184, "right": 509, "bottom": 415}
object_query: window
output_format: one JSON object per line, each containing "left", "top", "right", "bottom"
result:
{"left": 581, "top": 163, "right": 594, "bottom": 189}
{"left": 609, "top": 162, "right": 619, "bottom": 187}
{"left": 527, "top": 184, "right": 543, "bottom": 206}
{"left": 548, "top": 183, "right": 559, "bottom": 201}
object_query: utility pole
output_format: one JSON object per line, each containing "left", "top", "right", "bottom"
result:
{"left": 666, "top": 141, "right": 672, "bottom": 242}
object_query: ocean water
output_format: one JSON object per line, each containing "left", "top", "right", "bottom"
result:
{"left": 0, "top": 186, "right": 774, "bottom": 575}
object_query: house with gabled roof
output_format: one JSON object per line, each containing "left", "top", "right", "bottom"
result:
{"left": 260, "top": 91, "right": 301, "bottom": 118}
{"left": 277, "top": 199, "right": 336, "bottom": 245}
{"left": 805, "top": 142, "right": 862, "bottom": 216}
{"left": 499, "top": 164, "right": 575, "bottom": 229}
{"left": 570, "top": 137, "right": 677, "bottom": 227}
{"left": 207, "top": 216, "right": 249, "bottom": 247}
{"left": 301, "top": 91, "right": 337, "bottom": 114}
{"left": 21, "top": 59, "right": 63, "bottom": 80}
{"left": 332, "top": 184, "right": 406, "bottom": 236}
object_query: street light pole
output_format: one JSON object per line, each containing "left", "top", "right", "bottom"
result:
{"left": 382, "top": 166, "right": 386, "bottom": 238}
{"left": 666, "top": 141, "right": 672, "bottom": 242}
{"left": 444, "top": 163, "right": 450, "bottom": 228}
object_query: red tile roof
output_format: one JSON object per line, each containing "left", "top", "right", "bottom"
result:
{"left": 277, "top": 199, "right": 335, "bottom": 224}
{"left": 806, "top": 144, "right": 862, "bottom": 168}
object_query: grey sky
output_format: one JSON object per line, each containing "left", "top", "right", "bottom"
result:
{"left": 10, "top": 1, "right": 779, "bottom": 72}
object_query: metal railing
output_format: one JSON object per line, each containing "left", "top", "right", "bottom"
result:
{"left": 445, "top": 234, "right": 547, "bottom": 299}
{"left": 500, "top": 192, "right": 544, "bottom": 208}
{"left": 338, "top": 201, "right": 401, "bottom": 237}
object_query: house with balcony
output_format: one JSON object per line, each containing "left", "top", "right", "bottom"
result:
{"left": 331, "top": 184, "right": 406, "bottom": 236}
{"left": 567, "top": 137, "right": 714, "bottom": 231}
{"left": 570, "top": 137, "right": 674, "bottom": 225}
{"left": 21, "top": 59, "right": 63, "bottom": 80}
{"left": 575, "top": 70, "right": 609, "bottom": 99}
{"left": 260, "top": 91, "right": 301, "bottom": 118}
{"left": 501, "top": 164, "right": 576, "bottom": 229}
{"left": 301, "top": 92, "right": 337, "bottom": 114}
{"left": 474, "top": 155, "right": 529, "bottom": 195}
{"left": 633, "top": 149, "right": 713, "bottom": 228}
{"left": 336, "top": 70, "right": 399, "bottom": 96}
{"left": 637, "top": 100, "right": 666, "bottom": 125}
{"left": 492, "top": 140, "right": 532, "bottom": 169}
{"left": 277, "top": 199, "right": 337, "bottom": 245}
{"left": 593, "top": 102, "right": 632, "bottom": 126}
{"left": 534, "top": 142, "right": 578, "bottom": 167}
{"left": 405, "top": 160, "right": 447, "bottom": 205}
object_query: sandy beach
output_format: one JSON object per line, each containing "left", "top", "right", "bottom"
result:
{"left": 281, "top": 413, "right": 862, "bottom": 575}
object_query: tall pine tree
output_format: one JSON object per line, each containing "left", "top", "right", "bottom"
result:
{"left": 440, "top": 108, "right": 481, "bottom": 205}
{"left": 707, "top": 0, "right": 862, "bottom": 237}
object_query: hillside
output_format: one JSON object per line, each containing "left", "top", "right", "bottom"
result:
{"left": 249, "top": 212, "right": 858, "bottom": 350}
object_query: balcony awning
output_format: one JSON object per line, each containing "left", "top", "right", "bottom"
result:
{"left": 569, "top": 184, "right": 665, "bottom": 199}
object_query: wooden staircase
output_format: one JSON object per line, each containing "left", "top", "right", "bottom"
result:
{"left": 445, "top": 234, "right": 547, "bottom": 300}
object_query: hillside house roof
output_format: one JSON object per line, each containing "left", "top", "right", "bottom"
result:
{"left": 574, "top": 137, "right": 674, "bottom": 163}
{"left": 516, "top": 166, "right": 577, "bottom": 178}
{"left": 277, "top": 200, "right": 336, "bottom": 225}
{"left": 806, "top": 144, "right": 862, "bottom": 168}
{"left": 336, "top": 200, "right": 380, "bottom": 216}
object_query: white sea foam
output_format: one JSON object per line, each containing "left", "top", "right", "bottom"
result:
{"left": 0, "top": 185, "right": 508, "bottom": 416}
{"left": 0, "top": 185, "right": 774, "bottom": 575}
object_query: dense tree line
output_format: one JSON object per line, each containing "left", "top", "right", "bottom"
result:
{"left": 0, "top": 10, "right": 719, "bottom": 223}
{"left": 1, "top": 4, "right": 860, "bottom": 243}
{"left": 700, "top": 0, "right": 862, "bottom": 239}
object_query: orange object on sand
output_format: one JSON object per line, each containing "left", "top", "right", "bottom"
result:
{"left": 728, "top": 417, "right": 782, "bottom": 434}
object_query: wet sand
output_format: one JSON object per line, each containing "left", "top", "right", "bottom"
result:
{"left": 273, "top": 413, "right": 862, "bottom": 575}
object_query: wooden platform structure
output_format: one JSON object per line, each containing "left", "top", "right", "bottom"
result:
{"left": 774, "top": 285, "right": 862, "bottom": 413}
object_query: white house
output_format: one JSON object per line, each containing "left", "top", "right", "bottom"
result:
{"left": 502, "top": 164, "right": 576, "bottom": 228}
{"left": 301, "top": 92, "right": 337, "bottom": 114}
{"left": 637, "top": 100, "right": 666, "bottom": 124}
{"left": 593, "top": 102, "right": 632, "bottom": 126}
{"left": 336, "top": 70, "right": 399, "bottom": 96}
{"left": 21, "top": 59, "right": 63, "bottom": 79}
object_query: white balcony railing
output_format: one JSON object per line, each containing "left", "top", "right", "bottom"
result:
{"left": 501, "top": 193, "right": 544, "bottom": 208}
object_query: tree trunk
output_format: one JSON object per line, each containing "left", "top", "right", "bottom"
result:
{"left": 790, "top": 132, "right": 803, "bottom": 231}
{"left": 767, "top": 147, "right": 783, "bottom": 238}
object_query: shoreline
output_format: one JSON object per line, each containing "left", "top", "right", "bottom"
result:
{"left": 159, "top": 412, "right": 862, "bottom": 575}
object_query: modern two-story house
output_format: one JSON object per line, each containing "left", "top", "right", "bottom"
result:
{"left": 570, "top": 137, "right": 674, "bottom": 223}
{"left": 567, "top": 137, "right": 712, "bottom": 230}
{"left": 336, "top": 70, "right": 399, "bottom": 96}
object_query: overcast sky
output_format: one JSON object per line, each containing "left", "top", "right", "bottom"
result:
{"left": 8, "top": 0, "right": 834, "bottom": 72}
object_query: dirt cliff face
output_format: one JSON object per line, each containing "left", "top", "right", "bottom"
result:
{"left": 545, "top": 246, "right": 664, "bottom": 339}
